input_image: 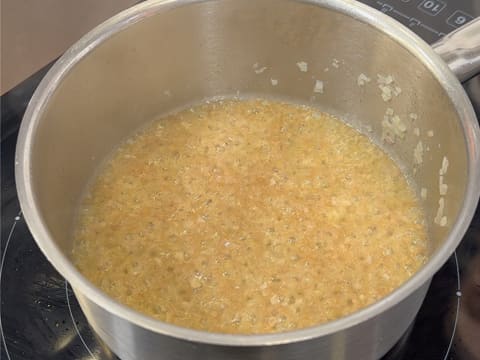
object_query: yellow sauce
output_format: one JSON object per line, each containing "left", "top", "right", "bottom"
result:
{"left": 72, "top": 99, "right": 427, "bottom": 334}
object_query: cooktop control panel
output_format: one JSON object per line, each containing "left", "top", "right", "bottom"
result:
{"left": 360, "top": 0, "right": 478, "bottom": 43}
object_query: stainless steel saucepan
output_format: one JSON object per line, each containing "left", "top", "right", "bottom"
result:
{"left": 15, "top": 0, "right": 480, "bottom": 359}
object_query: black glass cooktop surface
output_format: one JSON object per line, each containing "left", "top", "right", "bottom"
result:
{"left": 2, "top": 1, "right": 480, "bottom": 359}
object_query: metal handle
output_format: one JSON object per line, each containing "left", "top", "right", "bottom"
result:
{"left": 432, "top": 17, "right": 480, "bottom": 83}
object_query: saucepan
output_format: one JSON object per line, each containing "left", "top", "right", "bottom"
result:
{"left": 15, "top": 0, "right": 480, "bottom": 359}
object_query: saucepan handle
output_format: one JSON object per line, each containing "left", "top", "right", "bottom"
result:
{"left": 432, "top": 17, "right": 480, "bottom": 83}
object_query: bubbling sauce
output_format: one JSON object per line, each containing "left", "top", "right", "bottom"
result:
{"left": 72, "top": 99, "right": 427, "bottom": 334}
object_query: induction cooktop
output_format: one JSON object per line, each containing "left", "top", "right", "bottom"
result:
{"left": 2, "top": 1, "right": 480, "bottom": 359}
